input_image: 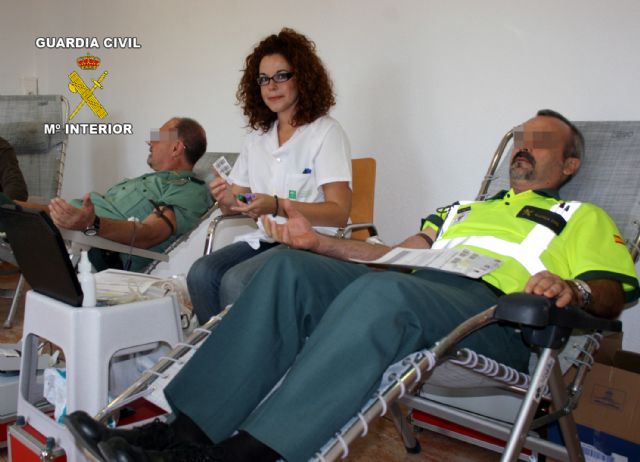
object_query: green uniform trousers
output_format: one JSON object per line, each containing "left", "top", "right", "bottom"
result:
{"left": 165, "top": 249, "right": 529, "bottom": 461}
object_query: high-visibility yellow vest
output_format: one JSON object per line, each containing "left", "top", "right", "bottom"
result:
{"left": 422, "top": 189, "right": 639, "bottom": 300}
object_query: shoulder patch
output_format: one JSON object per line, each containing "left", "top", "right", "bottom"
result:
{"left": 517, "top": 206, "right": 567, "bottom": 235}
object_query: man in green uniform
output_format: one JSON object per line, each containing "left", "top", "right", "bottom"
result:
{"left": 66, "top": 110, "right": 640, "bottom": 462}
{"left": 49, "top": 117, "right": 209, "bottom": 271}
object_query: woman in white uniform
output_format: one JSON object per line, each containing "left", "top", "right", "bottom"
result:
{"left": 188, "top": 28, "right": 352, "bottom": 324}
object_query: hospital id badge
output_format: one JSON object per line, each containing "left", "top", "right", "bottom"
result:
{"left": 452, "top": 206, "right": 471, "bottom": 225}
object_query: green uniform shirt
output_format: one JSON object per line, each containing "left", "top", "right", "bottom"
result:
{"left": 71, "top": 170, "right": 208, "bottom": 272}
{"left": 422, "top": 189, "right": 639, "bottom": 302}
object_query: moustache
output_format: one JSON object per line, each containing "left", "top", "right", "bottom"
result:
{"left": 512, "top": 150, "right": 535, "bottom": 167}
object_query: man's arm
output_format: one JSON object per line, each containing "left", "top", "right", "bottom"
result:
{"left": 525, "top": 271, "right": 625, "bottom": 318}
{"left": 49, "top": 194, "right": 174, "bottom": 249}
{"left": 261, "top": 199, "right": 435, "bottom": 262}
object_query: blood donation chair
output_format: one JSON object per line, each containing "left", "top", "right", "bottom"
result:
{"left": 313, "top": 121, "right": 640, "bottom": 462}
{"left": 0, "top": 95, "right": 68, "bottom": 205}
{"left": 88, "top": 121, "right": 639, "bottom": 462}
{"left": 0, "top": 95, "right": 69, "bottom": 328}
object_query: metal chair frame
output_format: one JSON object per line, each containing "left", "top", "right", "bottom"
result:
{"left": 0, "top": 95, "right": 69, "bottom": 328}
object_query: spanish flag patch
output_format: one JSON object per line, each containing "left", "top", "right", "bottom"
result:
{"left": 614, "top": 234, "right": 625, "bottom": 245}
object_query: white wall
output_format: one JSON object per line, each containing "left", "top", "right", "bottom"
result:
{"left": 2, "top": 0, "right": 640, "bottom": 350}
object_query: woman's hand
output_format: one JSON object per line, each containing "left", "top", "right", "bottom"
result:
{"left": 209, "top": 177, "right": 237, "bottom": 211}
{"left": 231, "top": 193, "right": 277, "bottom": 219}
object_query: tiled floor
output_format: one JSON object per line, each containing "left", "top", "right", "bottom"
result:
{"left": 0, "top": 268, "right": 501, "bottom": 461}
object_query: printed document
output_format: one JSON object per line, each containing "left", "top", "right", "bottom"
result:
{"left": 351, "top": 247, "right": 502, "bottom": 278}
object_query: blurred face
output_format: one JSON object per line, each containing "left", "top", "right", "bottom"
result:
{"left": 146, "top": 119, "right": 181, "bottom": 171}
{"left": 509, "top": 116, "right": 580, "bottom": 193}
{"left": 258, "top": 53, "right": 298, "bottom": 120}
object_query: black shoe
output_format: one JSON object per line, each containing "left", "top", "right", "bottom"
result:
{"left": 97, "top": 437, "right": 149, "bottom": 462}
{"left": 98, "top": 437, "right": 225, "bottom": 462}
{"left": 65, "top": 411, "right": 176, "bottom": 461}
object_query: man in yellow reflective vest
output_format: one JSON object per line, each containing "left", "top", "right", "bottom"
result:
{"left": 67, "top": 110, "right": 639, "bottom": 462}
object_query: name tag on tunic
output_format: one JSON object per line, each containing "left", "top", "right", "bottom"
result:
{"left": 452, "top": 206, "right": 471, "bottom": 225}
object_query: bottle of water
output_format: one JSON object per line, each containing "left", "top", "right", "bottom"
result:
{"left": 78, "top": 250, "right": 96, "bottom": 307}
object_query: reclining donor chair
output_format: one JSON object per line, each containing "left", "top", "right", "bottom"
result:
{"left": 312, "top": 121, "right": 640, "bottom": 462}
{"left": 0, "top": 95, "right": 69, "bottom": 328}
{"left": 94, "top": 122, "right": 637, "bottom": 462}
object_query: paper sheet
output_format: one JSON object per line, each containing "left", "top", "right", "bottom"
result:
{"left": 94, "top": 269, "right": 164, "bottom": 301}
{"left": 351, "top": 247, "right": 502, "bottom": 278}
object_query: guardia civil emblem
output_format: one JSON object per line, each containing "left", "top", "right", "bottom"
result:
{"left": 67, "top": 53, "right": 108, "bottom": 121}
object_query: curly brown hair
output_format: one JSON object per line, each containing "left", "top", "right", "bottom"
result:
{"left": 236, "top": 28, "right": 336, "bottom": 132}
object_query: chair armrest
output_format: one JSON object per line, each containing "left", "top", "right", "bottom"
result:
{"left": 335, "top": 223, "right": 379, "bottom": 239}
{"left": 61, "top": 229, "right": 169, "bottom": 262}
{"left": 495, "top": 293, "right": 622, "bottom": 331}
{"left": 494, "top": 292, "right": 621, "bottom": 349}
{"left": 203, "top": 214, "right": 258, "bottom": 255}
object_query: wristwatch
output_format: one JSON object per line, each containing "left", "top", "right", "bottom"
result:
{"left": 83, "top": 215, "right": 101, "bottom": 236}
{"left": 568, "top": 279, "right": 592, "bottom": 308}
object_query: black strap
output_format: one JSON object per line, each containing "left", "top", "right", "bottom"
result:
{"left": 415, "top": 232, "right": 434, "bottom": 247}
{"left": 148, "top": 199, "right": 176, "bottom": 234}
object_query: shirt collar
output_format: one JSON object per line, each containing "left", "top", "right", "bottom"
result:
{"left": 489, "top": 188, "right": 561, "bottom": 200}
{"left": 152, "top": 170, "right": 204, "bottom": 184}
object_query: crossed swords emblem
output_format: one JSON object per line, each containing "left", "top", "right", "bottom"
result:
{"left": 67, "top": 70, "right": 108, "bottom": 121}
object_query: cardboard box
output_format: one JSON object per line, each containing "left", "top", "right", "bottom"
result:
{"left": 555, "top": 349, "right": 640, "bottom": 461}
{"left": 593, "top": 332, "right": 623, "bottom": 365}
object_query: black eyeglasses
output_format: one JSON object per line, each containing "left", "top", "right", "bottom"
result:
{"left": 256, "top": 71, "right": 294, "bottom": 86}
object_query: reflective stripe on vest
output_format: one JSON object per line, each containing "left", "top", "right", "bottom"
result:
{"left": 432, "top": 201, "right": 582, "bottom": 275}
